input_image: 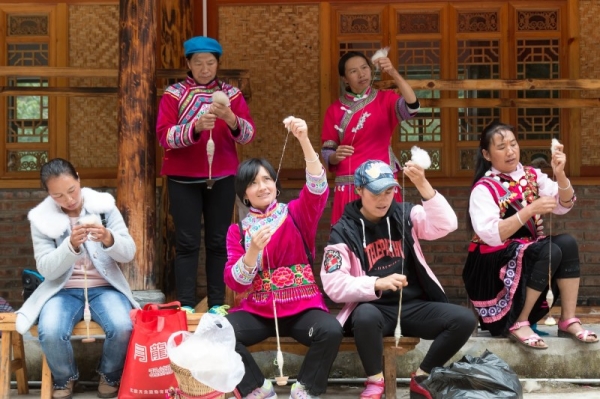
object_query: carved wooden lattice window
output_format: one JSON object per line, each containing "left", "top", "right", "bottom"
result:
{"left": 1, "top": 12, "right": 52, "bottom": 176}
{"left": 330, "top": 2, "right": 571, "bottom": 178}
{"left": 6, "top": 43, "right": 50, "bottom": 172}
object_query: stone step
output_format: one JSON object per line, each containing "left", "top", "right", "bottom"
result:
{"left": 14, "top": 323, "right": 600, "bottom": 383}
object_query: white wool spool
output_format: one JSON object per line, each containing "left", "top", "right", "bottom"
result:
{"left": 78, "top": 214, "right": 102, "bottom": 227}
{"left": 212, "top": 90, "right": 230, "bottom": 106}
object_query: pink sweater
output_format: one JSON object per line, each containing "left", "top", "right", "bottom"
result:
{"left": 224, "top": 170, "right": 329, "bottom": 318}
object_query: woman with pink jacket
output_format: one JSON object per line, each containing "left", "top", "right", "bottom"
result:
{"left": 321, "top": 160, "right": 475, "bottom": 399}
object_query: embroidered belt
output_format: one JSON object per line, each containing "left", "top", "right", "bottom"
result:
{"left": 250, "top": 264, "right": 320, "bottom": 303}
{"left": 334, "top": 175, "right": 354, "bottom": 185}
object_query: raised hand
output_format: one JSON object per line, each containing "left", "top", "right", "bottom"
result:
{"left": 551, "top": 142, "right": 566, "bottom": 175}
{"left": 373, "top": 56, "right": 398, "bottom": 77}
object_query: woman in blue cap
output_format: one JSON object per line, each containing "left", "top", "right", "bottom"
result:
{"left": 321, "top": 160, "right": 476, "bottom": 399}
{"left": 157, "top": 36, "right": 256, "bottom": 314}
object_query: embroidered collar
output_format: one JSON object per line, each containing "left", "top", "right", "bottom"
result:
{"left": 185, "top": 75, "right": 220, "bottom": 90}
{"left": 242, "top": 201, "right": 288, "bottom": 269}
{"left": 343, "top": 86, "right": 373, "bottom": 102}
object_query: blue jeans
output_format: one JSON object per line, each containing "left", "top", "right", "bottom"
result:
{"left": 37, "top": 287, "right": 133, "bottom": 388}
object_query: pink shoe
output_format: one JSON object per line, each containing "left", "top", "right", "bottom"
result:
{"left": 360, "top": 377, "right": 384, "bottom": 399}
{"left": 557, "top": 317, "right": 599, "bottom": 343}
{"left": 506, "top": 320, "right": 547, "bottom": 349}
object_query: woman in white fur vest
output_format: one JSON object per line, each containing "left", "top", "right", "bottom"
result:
{"left": 16, "top": 158, "right": 139, "bottom": 399}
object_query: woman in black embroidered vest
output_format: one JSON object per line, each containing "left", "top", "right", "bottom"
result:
{"left": 463, "top": 121, "right": 598, "bottom": 349}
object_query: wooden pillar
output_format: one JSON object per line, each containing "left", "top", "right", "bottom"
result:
{"left": 117, "top": 0, "right": 157, "bottom": 290}
{"left": 158, "top": 0, "right": 193, "bottom": 300}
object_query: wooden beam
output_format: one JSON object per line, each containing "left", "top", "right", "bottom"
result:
{"left": 0, "top": 66, "right": 117, "bottom": 78}
{"left": 1, "top": 87, "right": 597, "bottom": 108}
{"left": 418, "top": 98, "right": 600, "bottom": 108}
{"left": 376, "top": 78, "right": 600, "bottom": 91}
{"left": 158, "top": 0, "right": 193, "bottom": 304}
{"left": 2, "top": 66, "right": 600, "bottom": 92}
{"left": 117, "top": 0, "right": 157, "bottom": 291}
{"left": 0, "top": 87, "right": 117, "bottom": 96}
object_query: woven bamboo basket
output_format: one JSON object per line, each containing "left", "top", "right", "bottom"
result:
{"left": 170, "top": 362, "right": 225, "bottom": 399}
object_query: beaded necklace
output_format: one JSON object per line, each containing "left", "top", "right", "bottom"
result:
{"left": 484, "top": 167, "right": 543, "bottom": 236}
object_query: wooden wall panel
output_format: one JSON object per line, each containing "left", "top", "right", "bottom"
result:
{"left": 578, "top": 0, "right": 600, "bottom": 166}
{"left": 68, "top": 4, "right": 120, "bottom": 168}
{"left": 218, "top": 4, "right": 321, "bottom": 170}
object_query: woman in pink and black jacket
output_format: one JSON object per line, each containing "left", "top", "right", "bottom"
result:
{"left": 321, "top": 160, "right": 475, "bottom": 399}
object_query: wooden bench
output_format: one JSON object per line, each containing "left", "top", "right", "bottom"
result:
{"left": 248, "top": 336, "right": 420, "bottom": 399}
{"left": 1, "top": 312, "right": 418, "bottom": 399}
{"left": 0, "top": 312, "right": 203, "bottom": 399}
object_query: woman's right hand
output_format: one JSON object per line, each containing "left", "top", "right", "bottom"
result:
{"left": 374, "top": 273, "right": 408, "bottom": 291}
{"left": 528, "top": 196, "right": 557, "bottom": 216}
{"left": 249, "top": 225, "right": 272, "bottom": 251}
{"left": 70, "top": 224, "right": 88, "bottom": 249}
{"left": 332, "top": 145, "right": 354, "bottom": 163}
{"left": 194, "top": 113, "right": 217, "bottom": 133}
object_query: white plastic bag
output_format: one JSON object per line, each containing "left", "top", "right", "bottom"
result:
{"left": 167, "top": 314, "right": 244, "bottom": 392}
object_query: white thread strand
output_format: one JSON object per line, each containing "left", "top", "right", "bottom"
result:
{"left": 395, "top": 169, "right": 405, "bottom": 347}
{"left": 275, "top": 130, "right": 291, "bottom": 186}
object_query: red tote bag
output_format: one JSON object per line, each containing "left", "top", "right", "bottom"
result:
{"left": 118, "top": 301, "right": 188, "bottom": 399}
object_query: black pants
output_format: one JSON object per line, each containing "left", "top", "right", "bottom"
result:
{"left": 346, "top": 300, "right": 476, "bottom": 375}
{"left": 168, "top": 176, "right": 235, "bottom": 308}
{"left": 226, "top": 309, "right": 343, "bottom": 396}
{"left": 526, "top": 234, "right": 580, "bottom": 291}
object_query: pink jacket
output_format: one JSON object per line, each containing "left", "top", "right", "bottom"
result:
{"left": 320, "top": 193, "right": 457, "bottom": 326}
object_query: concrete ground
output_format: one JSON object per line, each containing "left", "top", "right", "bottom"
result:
{"left": 8, "top": 380, "right": 600, "bottom": 398}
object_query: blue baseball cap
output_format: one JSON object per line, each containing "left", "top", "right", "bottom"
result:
{"left": 354, "top": 160, "right": 399, "bottom": 194}
{"left": 183, "top": 36, "right": 223, "bottom": 57}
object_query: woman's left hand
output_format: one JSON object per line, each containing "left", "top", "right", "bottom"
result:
{"left": 373, "top": 57, "right": 398, "bottom": 77}
{"left": 209, "top": 102, "right": 232, "bottom": 120}
{"left": 403, "top": 161, "right": 426, "bottom": 183}
{"left": 84, "top": 224, "right": 114, "bottom": 247}
{"left": 209, "top": 102, "right": 238, "bottom": 130}
{"left": 403, "top": 161, "right": 436, "bottom": 200}
{"left": 551, "top": 143, "right": 566, "bottom": 175}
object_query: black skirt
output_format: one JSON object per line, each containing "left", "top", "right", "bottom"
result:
{"left": 463, "top": 237, "right": 557, "bottom": 336}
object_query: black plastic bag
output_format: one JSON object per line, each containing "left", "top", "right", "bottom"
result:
{"left": 420, "top": 350, "right": 523, "bottom": 399}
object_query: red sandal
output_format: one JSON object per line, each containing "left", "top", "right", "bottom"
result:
{"left": 409, "top": 373, "right": 432, "bottom": 399}
{"left": 557, "top": 317, "right": 599, "bottom": 343}
{"left": 506, "top": 321, "right": 548, "bottom": 349}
